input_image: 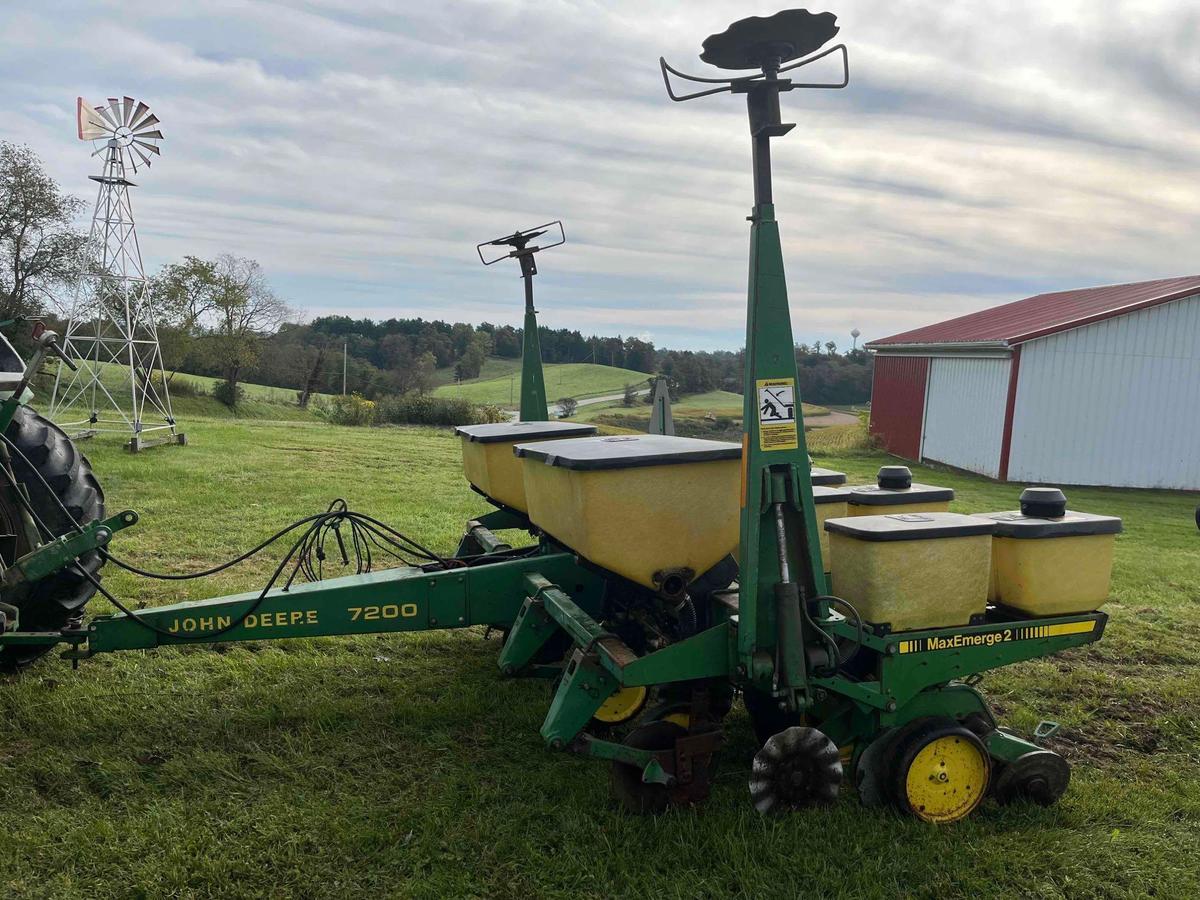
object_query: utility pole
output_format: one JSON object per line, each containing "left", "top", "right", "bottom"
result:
{"left": 342, "top": 341, "right": 347, "bottom": 395}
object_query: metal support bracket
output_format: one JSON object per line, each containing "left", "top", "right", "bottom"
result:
{"left": 2, "top": 510, "right": 138, "bottom": 590}
{"left": 497, "top": 592, "right": 559, "bottom": 675}
{"left": 456, "top": 521, "right": 513, "bottom": 558}
{"left": 540, "top": 649, "right": 617, "bottom": 749}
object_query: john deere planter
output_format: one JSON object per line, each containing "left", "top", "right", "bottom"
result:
{"left": 0, "top": 10, "right": 1121, "bottom": 823}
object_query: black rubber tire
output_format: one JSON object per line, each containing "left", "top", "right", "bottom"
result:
{"left": 991, "top": 750, "right": 1071, "bottom": 807}
{"left": 0, "top": 407, "right": 105, "bottom": 673}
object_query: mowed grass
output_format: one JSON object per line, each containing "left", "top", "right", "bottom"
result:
{"left": 433, "top": 362, "right": 651, "bottom": 407}
{"left": 0, "top": 414, "right": 1198, "bottom": 897}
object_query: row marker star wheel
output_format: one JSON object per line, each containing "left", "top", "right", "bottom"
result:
{"left": 749, "top": 726, "right": 842, "bottom": 814}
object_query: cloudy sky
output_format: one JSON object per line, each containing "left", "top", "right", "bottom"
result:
{"left": 2, "top": 1, "right": 1196, "bottom": 350}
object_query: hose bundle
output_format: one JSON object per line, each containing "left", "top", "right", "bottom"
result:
{"left": 0, "top": 431, "right": 464, "bottom": 641}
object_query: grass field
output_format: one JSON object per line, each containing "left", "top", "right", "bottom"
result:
{"left": 431, "top": 356, "right": 523, "bottom": 388}
{"left": 41, "top": 361, "right": 320, "bottom": 424}
{"left": 433, "top": 362, "right": 651, "bottom": 407}
{"left": 1, "top": 413, "right": 1198, "bottom": 898}
{"left": 580, "top": 389, "right": 831, "bottom": 441}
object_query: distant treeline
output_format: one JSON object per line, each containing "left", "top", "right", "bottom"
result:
{"left": 178, "top": 314, "right": 872, "bottom": 406}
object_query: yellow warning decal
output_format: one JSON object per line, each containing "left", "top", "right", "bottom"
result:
{"left": 898, "top": 620, "right": 1097, "bottom": 653}
{"left": 756, "top": 378, "right": 799, "bottom": 451}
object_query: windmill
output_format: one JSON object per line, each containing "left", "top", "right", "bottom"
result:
{"left": 49, "top": 96, "right": 185, "bottom": 451}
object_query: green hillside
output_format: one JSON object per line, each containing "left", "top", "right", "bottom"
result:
{"left": 433, "top": 362, "right": 652, "bottom": 407}
{"left": 431, "top": 356, "right": 523, "bottom": 388}
{"left": 43, "top": 360, "right": 326, "bottom": 405}
{"left": 36, "top": 361, "right": 319, "bottom": 423}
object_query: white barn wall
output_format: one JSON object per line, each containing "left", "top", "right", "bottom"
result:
{"left": 1008, "top": 293, "right": 1200, "bottom": 490}
{"left": 921, "top": 356, "right": 1011, "bottom": 478}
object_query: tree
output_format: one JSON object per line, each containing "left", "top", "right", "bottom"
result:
{"left": 209, "top": 256, "right": 291, "bottom": 402}
{"left": 407, "top": 351, "right": 437, "bottom": 394}
{"left": 455, "top": 330, "right": 491, "bottom": 381}
{"left": 150, "top": 256, "right": 220, "bottom": 378}
{"left": 0, "top": 142, "right": 88, "bottom": 323}
{"left": 622, "top": 336, "right": 656, "bottom": 374}
{"left": 623, "top": 383, "right": 638, "bottom": 407}
{"left": 557, "top": 396, "right": 578, "bottom": 418}
{"left": 155, "top": 254, "right": 291, "bottom": 405}
{"left": 378, "top": 332, "right": 414, "bottom": 370}
{"left": 294, "top": 330, "right": 331, "bottom": 408}
{"left": 825, "top": 341, "right": 837, "bottom": 356}
{"left": 493, "top": 325, "right": 520, "bottom": 358}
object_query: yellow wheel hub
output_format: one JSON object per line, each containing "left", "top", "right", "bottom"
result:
{"left": 663, "top": 712, "right": 691, "bottom": 730}
{"left": 593, "top": 685, "right": 648, "bottom": 725}
{"left": 903, "top": 734, "right": 988, "bottom": 824}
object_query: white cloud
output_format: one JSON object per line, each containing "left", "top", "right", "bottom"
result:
{"left": 1, "top": 0, "right": 1196, "bottom": 349}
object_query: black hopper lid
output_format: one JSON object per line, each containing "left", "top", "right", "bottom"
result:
{"left": 876, "top": 465, "right": 913, "bottom": 490}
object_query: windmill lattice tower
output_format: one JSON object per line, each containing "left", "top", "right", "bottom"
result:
{"left": 50, "top": 96, "right": 185, "bottom": 452}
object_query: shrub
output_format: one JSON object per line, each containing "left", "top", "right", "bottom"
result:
{"left": 321, "top": 392, "right": 377, "bottom": 426}
{"left": 375, "top": 393, "right": 504, "bottom": 427}
{"left": 212, "top": 379, "right": 244, "bottom": 407}
{"left": 158, "top": 374, "right": 205, "bottom": 398}
{"left": 557, "top": 397, "right": 578, "bottom": 418}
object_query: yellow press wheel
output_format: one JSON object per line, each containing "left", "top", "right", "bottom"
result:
{"left": 889, "top": 718, "right": 991, "bottom": 824}
{"left": 593, "top": 685, "right": 649, "bottom": 726}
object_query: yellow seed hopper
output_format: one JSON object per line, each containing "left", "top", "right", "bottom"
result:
{"left": 515, "top": 434, "right": 741, "bottom": 591}
{"left": 456, "top": 421, "right": 597, "bottom": 513}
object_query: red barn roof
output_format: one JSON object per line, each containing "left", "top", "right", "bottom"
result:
{"left": 866, "top": 275, "right": 1200, "bottom": 350}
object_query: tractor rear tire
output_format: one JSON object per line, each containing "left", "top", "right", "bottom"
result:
{"left": 0, "top": 407, "right": 105, "bottom": 673}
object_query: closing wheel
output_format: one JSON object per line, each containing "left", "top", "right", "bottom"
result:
{"left": 749, "top": 726, "right": 842, "bottom": 814}
{"left": 610, "top": 720, "right": 686, "bottom": 815}
{"left": 993, "top": 750, "right": 1070, "bottom": 806}
{"left": 592, "top": 685, "right": 648, "bottom": 726}
{"left": 890, "top": 718, "right": 990, "bottom": 824}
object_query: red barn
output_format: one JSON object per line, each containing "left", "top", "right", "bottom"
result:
{"left": 865, "top": 276, "right": 1200, "bottom": 490}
